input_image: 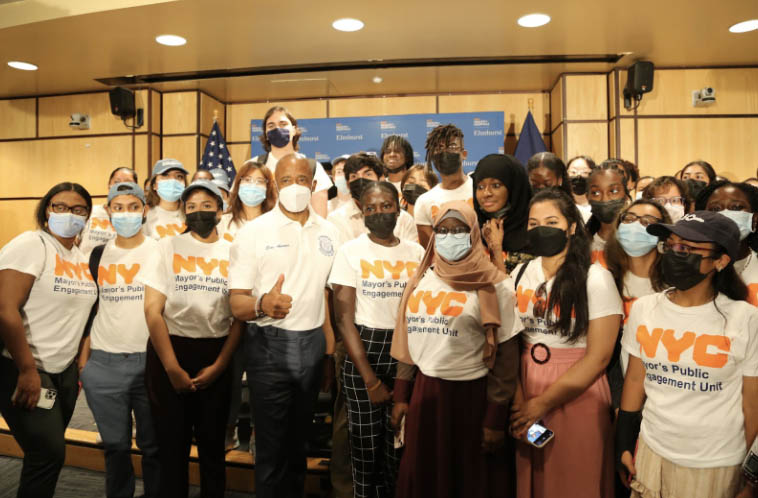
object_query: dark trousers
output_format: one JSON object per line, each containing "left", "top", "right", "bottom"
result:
{"left": 0, "top": 356, "right": 79, "bottom": 498}
{"left": 245, "top": 325, "right": 326, "bottom": 498}
{"left": 145, "top": 336, "right": 231, "bottom": 498}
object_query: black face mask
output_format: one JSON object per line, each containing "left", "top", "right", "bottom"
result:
{"left": 349, "top": 178, "right": 374, "bottom": 201}
{"left": 527, "top": 226, "right": 568, "bottom": 257}
{"left": 365, "top": 213, "right": 397, "bottom": 239}
{"left": 385, "top": 164, "right": 406, "bottom": 175}
{"left": 327, "top": 184, "right": 338, "bottom": 200}
{"left": 431, "top": 151, "right": 462, "bottom": 175}
{"left": 662, "top": 251, "right": 712, "bottom": 291}
{"left": 590, "top": 199, "right": 626, "bottom": 224}
{"left": 186, "top": 211, "right": 218, "bottom": 238}
{"left": 401, "top": 183, "right": 428, "bottom": 205}
{"left": 685, "top": 179, "right": 708, "bottom": 200}
{"left": 569, "top": 176, "right": 588, "bottom": 196}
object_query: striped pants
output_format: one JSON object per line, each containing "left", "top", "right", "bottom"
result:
{"left": 343, "top": 325, "right": 400, "bottom": 498}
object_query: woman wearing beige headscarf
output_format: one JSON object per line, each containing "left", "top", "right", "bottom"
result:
{"left": 390, "top": 200, "right": 519, "bottom": 498}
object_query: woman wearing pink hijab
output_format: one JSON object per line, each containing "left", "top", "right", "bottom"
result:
{"left": 390, "top": 200, "right": 519, "bottom": 498}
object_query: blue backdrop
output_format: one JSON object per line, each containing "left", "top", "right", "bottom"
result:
{"left": 250, "top": 112, "right": 505, "bottom": 174}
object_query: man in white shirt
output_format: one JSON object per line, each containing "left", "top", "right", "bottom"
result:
{"left": 413, "top": 124, "right": 473, "bottom": 247}
{"left": 229, "top": 154, "right": 339, "bottom": 498}
{"left": 252, "top": 106, "right": 332, "bottom": 218}
{"left": 327, "top": 153, "right": 417, "bottom": 244}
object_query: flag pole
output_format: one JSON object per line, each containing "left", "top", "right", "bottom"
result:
{"left": 527, "top": 98, "right": 534, "bottom": 112}
{"left": 213, "top": 109, "right": 218, "bottom": 122}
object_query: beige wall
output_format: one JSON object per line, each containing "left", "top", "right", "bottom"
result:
{"left": 2, "top": 67, "right": 757, "bottom": 244}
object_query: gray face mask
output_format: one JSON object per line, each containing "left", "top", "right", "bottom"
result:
{"left": 485, "top": 204, "right": 511, "bottom": 220}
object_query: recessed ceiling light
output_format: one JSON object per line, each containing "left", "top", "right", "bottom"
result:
{"left": 517, "top": 13, "right": 551, "bottom": 28}
{"left": 729, "top": 19, "right": 758, "bottom": 33}
{"left": 332, "top": 18, "right": 364, "bottom": 32}
{"left": 372, "top": 76, "right": 383, "bottom": 84}
{"left": 155, "top": 34, "right": 186, "bottom": 46}
{"left": 7, "top": 61, "right": 37, "bottom": 71}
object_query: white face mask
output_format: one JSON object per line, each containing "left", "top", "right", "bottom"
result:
{"left": 665, "top": 204, "right": 685, "bottom": 222}
{"left": 278, "top": 183, "right": 311, "bottom": 213}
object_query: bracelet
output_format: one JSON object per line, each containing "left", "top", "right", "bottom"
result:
{"left": 366, "top": 379, "right": 383, "bottom": 392}
{"left": 255, "top": 293, "right": 267, "bottom": 318}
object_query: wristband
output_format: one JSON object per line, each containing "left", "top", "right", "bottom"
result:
{"left": 255, "top": 293, "right": 267, "bottom": 318}
{"left": 615, "top": 410, "right": 642, "bottom": 473}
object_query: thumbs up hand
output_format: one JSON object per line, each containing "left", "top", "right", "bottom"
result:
{"left": 260, "top": 274, "right": 293, "bottom": 319}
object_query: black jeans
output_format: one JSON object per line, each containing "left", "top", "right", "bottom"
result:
{"left": 0, "top": 356, "right": 79, "bottom": 498}
{"left": 145, "top": 336, "right": 231, "bottom": 498}
{"left": 245, "top": 325, "right": 326, "bottom": 498}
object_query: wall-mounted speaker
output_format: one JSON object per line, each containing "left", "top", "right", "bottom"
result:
{"left": 623, "top": 61, "right": 655, "bottom": 110}
{"left": 109, "top": 87, "right": 135, "bottom": 119}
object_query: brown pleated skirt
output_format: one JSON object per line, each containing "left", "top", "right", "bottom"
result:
{"left": 396, "top": 371, "right": 513, "bottom": 498}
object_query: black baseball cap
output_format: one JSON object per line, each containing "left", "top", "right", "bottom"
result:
{"left": 647, "top": 210, "right": 740, "bottom": 262}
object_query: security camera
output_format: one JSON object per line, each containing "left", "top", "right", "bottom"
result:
{"left": 692, "top": 87, "right": 716, "bottom": 107}
{"left": 69, "top": 113, "right": 90, "bottom": 130}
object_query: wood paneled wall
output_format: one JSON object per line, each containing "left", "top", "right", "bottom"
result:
{"left": 0, "top": 89, "right": 160, "bottom": 246}
{"left": 550, "top": 74, "right": 609, "bottom": 161}
{"left": 611, "top": 67, "right": 758, "bottom": 179}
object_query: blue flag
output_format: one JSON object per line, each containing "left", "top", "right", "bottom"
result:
{"left": 513, "top": 111, "right": 547, "bottom": 166}
{"left": 199, "top": 121, "right": 236, "bottom": 183}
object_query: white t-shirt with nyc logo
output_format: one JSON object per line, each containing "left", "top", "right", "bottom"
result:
{"left": 0, "top": 230, "right": 97, "bottom": 373}
{"left": 328, "top": 234, "right": 424, "bottom": 329}
{"left": 139, "top": 232, "right": 232, "bottom": 339}
{"left": 90, "top": 237, "right": 159, "bottom": 353}
{"left": 405, "top": 268, "right": 517, "bottom": 381}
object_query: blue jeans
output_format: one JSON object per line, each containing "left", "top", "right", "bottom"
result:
{"left": 81, "top": 349, "right": 159, "bottom": 498}
{"left": 245, "top": 325, "right": 326, "bottom": 498}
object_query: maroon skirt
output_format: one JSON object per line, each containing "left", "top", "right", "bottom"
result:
{"left": 396, "top": 371, "right": 513, "bottom": 498}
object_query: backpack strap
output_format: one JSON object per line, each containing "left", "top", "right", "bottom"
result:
{"left": 82, "top": 244, "right": 106, "bottom": 337}
{"left": 514, "top": 259, "right": 531, "bottom": 289}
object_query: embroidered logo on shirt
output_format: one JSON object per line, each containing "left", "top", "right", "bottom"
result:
{"left": 318, "top": 235, "right": 334, "bottom": 257}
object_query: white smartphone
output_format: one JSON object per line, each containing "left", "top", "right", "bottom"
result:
{"left": 12, "top": 386, "right": 57, "bottom": 410}
{"left": 394, "top": 415, "right": 406, "bottom": 449}
{"left": 526, "top": 422, "right": 554, "bottom": 448}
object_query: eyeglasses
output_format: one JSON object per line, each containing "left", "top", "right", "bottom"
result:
{"left": 651, "top": 196, "right": 685, "bottom": 207}
{"left": 657, "top": 241, "right": 718, "bottom": 258}
{"left": 50, "top": 203, "right": 89, "bottom": 216}
{"left": 240, "top": 177, "right": 267, "bottom": 186}
{"left": 433, "top": 226, "right": 470, "bottom": 238}
{"left": 533, "top": 281, "right": 548, "bottom": 319}
{"left": 620, "top": 212, "right": 662, "bottom": 227}
{"left": 434, "top": 143, "right": 462, "bottom": 153}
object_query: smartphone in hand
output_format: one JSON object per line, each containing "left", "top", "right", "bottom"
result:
{"left": 526, "top": 422, "right": 554, "bottom": 448}
{"left": 12, "top": 386, "right": 57, "bottom": 410}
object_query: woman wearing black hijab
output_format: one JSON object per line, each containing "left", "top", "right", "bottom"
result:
{"left": 473, "top": 154, "right": 534, "bottom": 274}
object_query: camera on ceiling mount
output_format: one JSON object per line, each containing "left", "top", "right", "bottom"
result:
{"left": 692, "top": 87, "right": 716, "bottom": 106}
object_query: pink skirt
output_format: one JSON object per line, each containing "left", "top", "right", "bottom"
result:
{"left": 516, "top": 343, "right": 614, "bottom": 498}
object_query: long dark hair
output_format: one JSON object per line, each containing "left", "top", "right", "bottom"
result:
{"left": 35, "top": 182, "right": 92, "bottom": 229}
{"left": 605, "top": 199, "right": 670, "bottom": 297}
{"left": 683, "top": 160, "right": 717, "bottom": 184}
{"left": 526, "top": 152, "right": 572, "bottom": 198}
{"left": 529, "top": 189, "right": 591, "bottom": 342}
{"left": 585, "top": 159, "right": 630, "bottom": 235}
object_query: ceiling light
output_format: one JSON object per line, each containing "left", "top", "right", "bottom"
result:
{"left": 372, "top": 76, "right": 383, "bottom": 84}
{"left": 517, "top": 13, "right": 551, "bottom": 28}
{"left": 332, "top": 18, "right": 364, "bottom": 32}
{"left": 155, "top": 34, "right": 186, "bottom": 46}
{"left": 729, "top": 19, "right": 758, "bottom": 33}
{"left": 7, "top": 61, "right": 37, "bottom": 71}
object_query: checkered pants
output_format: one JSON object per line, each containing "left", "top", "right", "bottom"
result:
{"left": 343, "top": 325, "right": 400, "bottom": 498}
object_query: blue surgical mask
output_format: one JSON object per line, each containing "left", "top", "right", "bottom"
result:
{"left": 238, "top": 184, "right": 267, "bottom": 207}
{"left": 616, "top": 221, "right": 658, "bottom": 257}
{"left": 435, "top": 233, "right": 472, "bottom": 261}
{"left": 720, "top": 210, "right": 753, "bottom": 241}
{"left": 335, "top": 176, "right": 349, "bottom": 195}
{"left": 48, "top": 212, "right": 86, "bottom": 238}
{"left": 156, "top": 179, "right": 184, "bottom": 202}
{"left": 110, "top": 212, "right": 143, "bottom": 238}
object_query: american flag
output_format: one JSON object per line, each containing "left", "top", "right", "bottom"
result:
{"left": 199, "top": 120, "right": 236, "bottom": 182}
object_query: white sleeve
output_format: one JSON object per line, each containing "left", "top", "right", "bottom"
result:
{"left": 0, "top": 232, "right": 46, "bottom": 278}
{"left": 313, "top": 161, "right": 333, "bottom": 193}
{"left": 397, "top": 211, "right": 419, "bottom": 242}
{"left": 495, "top": 280, "right": 518, "bottom": 343}
{"left": 327, "top": 245, "right": 356, "bottom": 289}
{"left": 588, "top": 264, "right": 624, "bottom": 320}
{"left": 742, "top": 308, "right": 758, "bottom": 377}
{"left": 621, "top": 298, "right": 643, "bottom": 359}
{"left": 137, "top": 240, "right": 170, "bottom": 296}
{"left": 229, "top": 227, "right": 257, "bottom": 290}
{"left": 413, "top": 192, "right": 433, "bottom": 226}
